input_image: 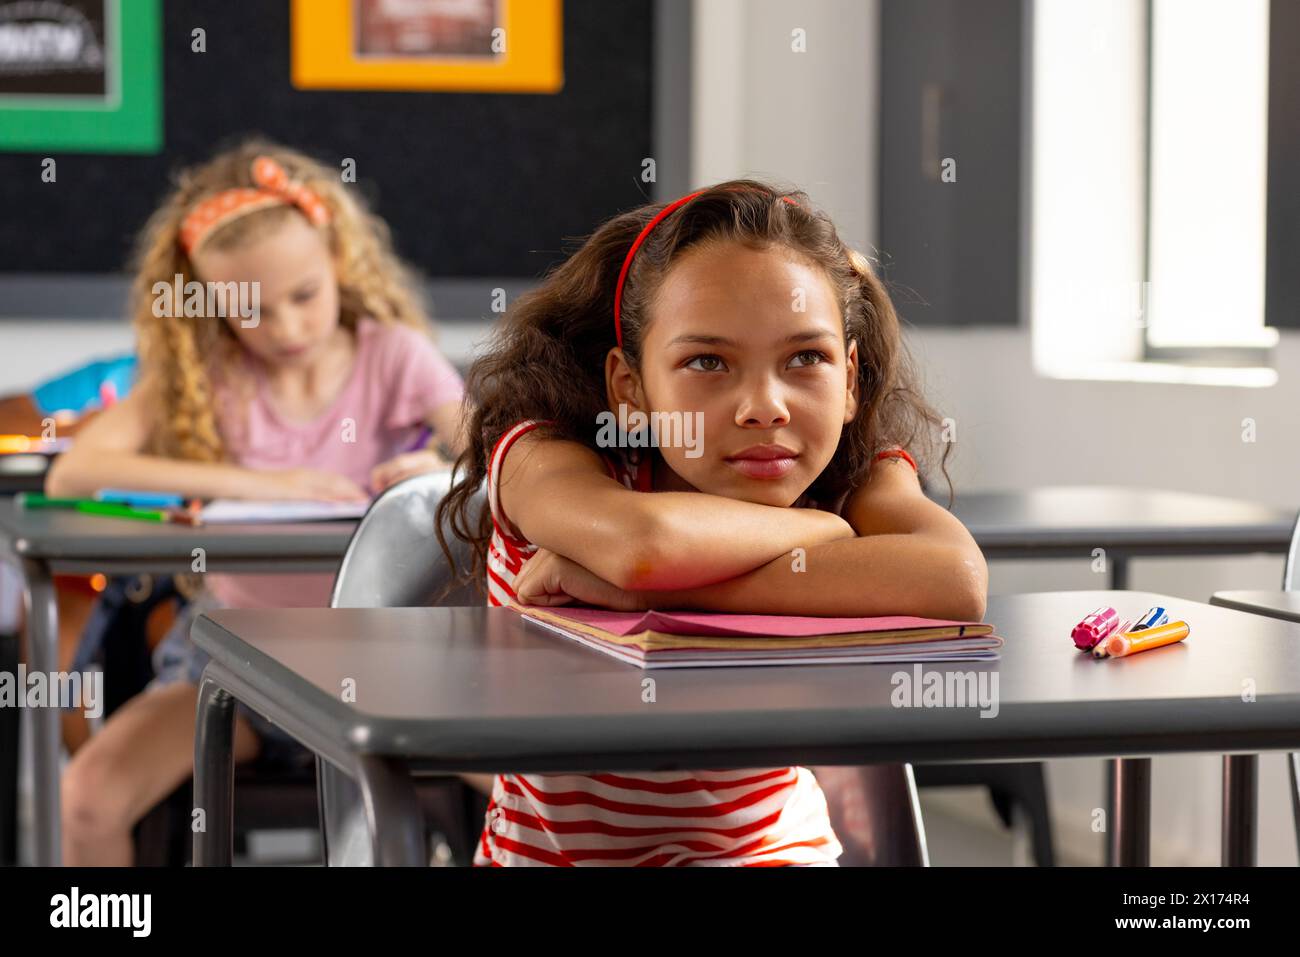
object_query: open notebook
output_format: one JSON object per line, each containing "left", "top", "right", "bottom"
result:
{"left": 197, "top": 499, "right": 371, "bottom": 524}
{"left": 504, "top": 597, "right": 1002, "bottom": 669}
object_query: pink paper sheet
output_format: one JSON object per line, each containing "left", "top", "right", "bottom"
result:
{"left": 529, "top": 605, "right": 984, "bottom": 638}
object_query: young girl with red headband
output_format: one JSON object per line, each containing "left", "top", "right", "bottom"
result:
{"left": 436, "top": 180, "right": 988, "bottom": 866}
{"left": 47, "top": 139, "right": 469, "bottom": 865}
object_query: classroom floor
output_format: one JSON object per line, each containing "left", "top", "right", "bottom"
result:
{"left": 918, "top": 787, "right": 1072, "bottom": 866}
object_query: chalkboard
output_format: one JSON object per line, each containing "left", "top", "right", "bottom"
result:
{"left": 0, "top": 0, "right": 655, "bottom": 279}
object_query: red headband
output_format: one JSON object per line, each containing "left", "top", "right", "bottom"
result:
{"left": 612, "top": 189, "right": 800, "bottom": 349}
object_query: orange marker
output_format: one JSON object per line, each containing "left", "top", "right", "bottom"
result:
{"left": 1106, "top": 620, "right": 1189, "bottom": 658}
{"left": 1093, "top": 618, "right": 1135, "bottom": 658}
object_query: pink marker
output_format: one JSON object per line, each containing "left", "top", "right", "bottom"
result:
{"left": 99, "top": 380, "right": 118, "bottom": 409}
{"left": 1071, "top": 605, "right": 1119, "bottom": 650}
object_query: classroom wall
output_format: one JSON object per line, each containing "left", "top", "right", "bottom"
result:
{"left": 3, "top": 0, "right": 1296, "bottom": 866}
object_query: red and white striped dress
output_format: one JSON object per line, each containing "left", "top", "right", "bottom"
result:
{"left": 476, "top": 418, "right": 844, "bottom": 867}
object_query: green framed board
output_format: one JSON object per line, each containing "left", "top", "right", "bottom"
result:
{"left": 0, "top": 0, "right": 161, "bottom": 153}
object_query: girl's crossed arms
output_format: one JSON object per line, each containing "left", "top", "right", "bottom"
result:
{"left": 506, "top": 432, "right": 987, "bottom": 620}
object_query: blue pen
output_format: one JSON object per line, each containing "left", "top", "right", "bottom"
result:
{"left": 1132, "top": 606, "right": 1170, "bottom": 631}
{"left": 95, "top": 489, "right": 185, "bottom": 509}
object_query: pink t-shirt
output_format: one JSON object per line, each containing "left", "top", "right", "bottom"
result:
{"left": 205, "top": 317, "right": 465, "bottom": 609}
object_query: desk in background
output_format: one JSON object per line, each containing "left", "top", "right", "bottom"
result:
{"left": 945, "top": 486, "right": 1294, "bottom": 588}
{"left": 0, "top": 454, "right": 52, "bottom": 864}
{"left": 1211, "top": 591, "right": 1300, "bottom": 624}
{"left": 0, "top": 453, "right": 51, "bottom": 496}
{"left": 0, "top": 497, "right": 357, "bottom": 866}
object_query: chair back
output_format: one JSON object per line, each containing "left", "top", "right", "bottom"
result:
{"left": 330, "top": 470, "right": 483, "bottom": 609}
{"left": 1283, "top": 508, "right": 1300, "bottom": 590}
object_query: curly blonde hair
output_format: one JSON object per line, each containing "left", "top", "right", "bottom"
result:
{"left": 127, "top": 137, "right": 434, "bottom": 462}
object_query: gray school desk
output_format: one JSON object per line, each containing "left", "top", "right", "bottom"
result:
{"left": 0, "top": 497, "right": 356, "bottom": 866}
{"left": 939, "top": 485, "right": 1296, "bottom": 864}
{"left": 1211, "top": 591, "right": 1300, "bottom": 624}
{"left": 190, "top": 590, "right": 1300, "bottom": 867}
{"left": 0, "top": 454, "right": 51, "bottom": 495}
{"left": 942, "top": 486, "right": 1295, "bottom": 589}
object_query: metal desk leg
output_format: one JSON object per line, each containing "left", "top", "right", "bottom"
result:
{"left": 1100, "top": 557, "right": 1130, "bottom": 867}
{"left": 0, "top": 631, "right": 17, "bottom": 865}
{"left": 1110, "top": 757, "right": 1150, "bottom": 866}
{"left": 1109, "top": 556, "right": 1129, "bottom": 591}
{"left": 193, "top": 670, "right": 236, "bottom": 866}
{"left": 1102, "top": 761, "right": 1120, "bottom": 865}
{"left": 356, "top": 755, "right": 425, "bottom": 866}
{"left": 1290, "top": 753, "right": 1300, "bottom": 863}
{"left": 19, "top": 558, "right": 59, "bottom": 866}
{"left": 1221, "top": 754, "right": 1257, "bottom": 866}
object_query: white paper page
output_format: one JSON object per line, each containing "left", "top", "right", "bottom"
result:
{"left": 198, "top": 499, "right": 371, "bottom": 524}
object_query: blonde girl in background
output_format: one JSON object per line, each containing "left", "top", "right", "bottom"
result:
{"left": 47, "top": 139, "right": 470, "bottom": 865}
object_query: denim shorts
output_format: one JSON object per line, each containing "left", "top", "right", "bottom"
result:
{"left": 151, "top": 590, "right": 314, "bottom": 772}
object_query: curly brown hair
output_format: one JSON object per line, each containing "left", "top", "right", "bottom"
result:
{"left": 435, "top": 179, "right": 953, "bottom": 601}
{"left": 127, "top": 137, "right": 433, "bottom": 463}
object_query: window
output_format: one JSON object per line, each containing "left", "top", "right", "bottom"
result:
{"left": 1030, "top": 0, "right": 1278, "bottom": 385}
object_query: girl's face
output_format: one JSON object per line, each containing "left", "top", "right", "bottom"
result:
{"left": 190, "top": 213, "right": 341, "bottom": 369}
{"left": 613, "top": 241, "right": 859, "bottom": 507}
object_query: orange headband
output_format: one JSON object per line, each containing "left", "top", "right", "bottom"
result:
{"left": 613, "top": 188, "right": 800, "bottom": 350}
{"left": 179, "top": 156, "right": 332, "bottom": 257}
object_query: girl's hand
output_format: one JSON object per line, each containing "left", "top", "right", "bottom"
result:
{"left": 512, "top": 547, "right": 646, "bottom": 612}
{"left": 260, "top": 468, "right": 369, "bottom": 502}
{"left": 369, "top": 449, "right": 451, "bottom": 495}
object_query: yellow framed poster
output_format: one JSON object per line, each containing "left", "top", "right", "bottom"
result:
{"left": 291, "top": 0, "right": 563, "bottom": 93}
